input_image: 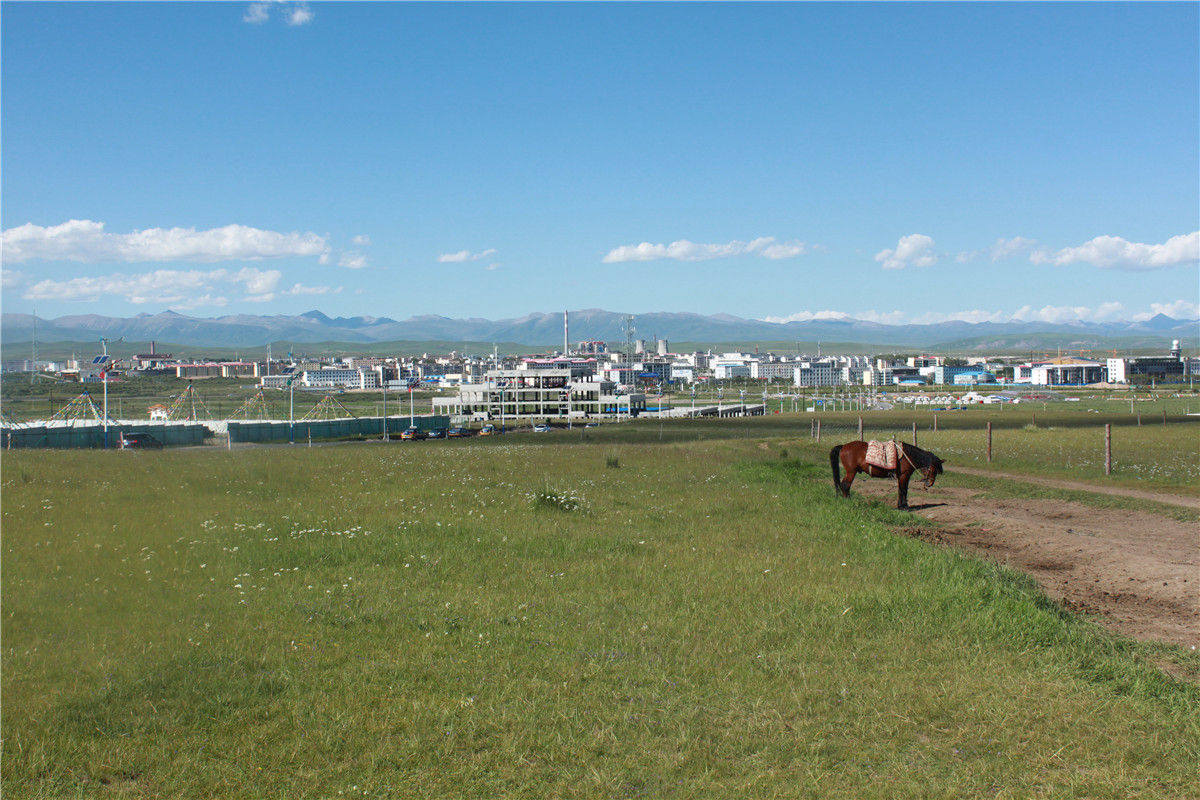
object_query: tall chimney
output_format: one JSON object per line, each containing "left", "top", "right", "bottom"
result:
{"left": 563, "top": 310, "right": 569, "bottom": 356}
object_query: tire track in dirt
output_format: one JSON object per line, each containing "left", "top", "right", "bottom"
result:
{"left": 949, "top": 465, "right": 1200, "bottom": 510}
{"left": 851, "top": 479, "right": 1199, "bottom": 649}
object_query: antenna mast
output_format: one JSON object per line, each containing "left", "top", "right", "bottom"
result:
{"left": 622, "top": 314, "right": 637, "bottom": 360}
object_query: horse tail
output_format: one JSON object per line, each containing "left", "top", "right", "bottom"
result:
{"left": 829, "top": 444, "right": 843, "bottom": 493}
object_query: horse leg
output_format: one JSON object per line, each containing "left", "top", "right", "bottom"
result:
{"left": 897, "top": 469, "right": 911, "bottom": 510}
{"left": 841, "top": 468, "right": 857, "bottom": 498}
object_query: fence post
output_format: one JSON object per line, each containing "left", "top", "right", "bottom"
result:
{"left": 933, "top": 413, "right": 937, "bottom": 432}
{"left": 816, "top": 419, "right": 821, "bottom": 444}
{"left": 1162, "top": 410, "right": 1167, "bottom": 425}
{"left": 811, "top": 418, "right": 815, "bottom": 439}
{"left": 1137, "top": 413, "right": 1141, "bottom": 426}
{"left": 1105, "top": 423, "right": 1111, "bottom": 475}
{"left": 857, "top": 415, "right": 863, "bottom": 439}
{"left": 912, "top": 421, "right": 917, "bottom": 446}
{"left": 986, "top": 421, "right": 992, "bottom": 463}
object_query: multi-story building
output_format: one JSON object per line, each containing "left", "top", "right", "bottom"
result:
{"left": 751, "top": 361, "right": 796, "bottom": 381}
{"left": 794, "top": 360, "right": 838, "bottom": 387}
{"left": 713, "top": 362, "right": 751, "bottom": 380}
{"left": 434, "top": 367, "right": 645, "bottom": 420}
{"left": 1027, "top": 358, "right": 1105, "bottom": 386}
{"left": 1106, "top": 356, "right": 1188, "bottom": 383}
{"left": 301, "top": 368, "right": 379, "bottom": 390}
{"left": 932, "top": 364, "right": 976, "bottom": 385}
{"left": 175, "top": 362, "right": 260, "bottom": 379}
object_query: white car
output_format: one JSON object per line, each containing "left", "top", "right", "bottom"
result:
{"left": 533, "top": 423, "right": 552, "bottom": 432}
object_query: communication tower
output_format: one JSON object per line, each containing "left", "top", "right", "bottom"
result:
{"left": 622, "top": 315, "right": 637, "bottom": 360}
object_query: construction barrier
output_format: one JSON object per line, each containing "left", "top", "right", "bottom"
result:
{"left": 1, "top": 422, "right": 210, "bottom": 449}
{"left": 227, "top": 415, "right": 449, "bottom": 444}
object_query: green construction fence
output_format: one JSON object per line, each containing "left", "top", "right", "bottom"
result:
{"left": 1, "top": 423, "right": 210, "bottom": 449}
{"left": 227, "top": 415, "right": 449, "bottom": 444}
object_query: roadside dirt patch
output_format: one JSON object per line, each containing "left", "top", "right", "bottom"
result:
{"left": 853, "top": 481, "right": 1198, "bottom": 649}
{"left": 950, "top": 465, "right": 1200, "bottom": 510}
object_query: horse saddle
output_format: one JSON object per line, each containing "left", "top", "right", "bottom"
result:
{"left": 864, "top": 439, "right": 899, "bottom": 470}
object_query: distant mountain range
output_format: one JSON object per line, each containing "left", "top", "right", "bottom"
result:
{"left": 2, "top": 309, "right": 1196, "bottom": 353}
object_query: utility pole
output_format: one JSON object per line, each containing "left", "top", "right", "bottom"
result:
{"left": 30, "top": 308, "right": 38, "bottom": 386}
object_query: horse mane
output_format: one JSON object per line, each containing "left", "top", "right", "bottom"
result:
{"left": 901, "top": 441, "right": 943, "bottom": 470}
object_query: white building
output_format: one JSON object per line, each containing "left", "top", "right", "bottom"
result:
{"left": 302, "top": 368, "right": 379, "bottom": 390}
{"left": 752, "top": 361, "right": 795, "bottom": 381}
{"left": 713, "top": 362, "right": 751, "bottom": 380}
{"left": 794, "top": 361, "right": 838, "bottom": 387}
{"left": 671, "top": 366, "right": 697, "bottom": 383}
{"left": 862, "top": 367, "right": 895, "bottom": 386}
{"left": 434, "top": 367, "right": 645, "bottom": 420}
{"left": 1027, "top": 358, "right": 1105, "bottom": 386}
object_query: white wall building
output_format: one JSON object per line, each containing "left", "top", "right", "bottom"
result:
{"left": 302, "top": 368, "right": 379, "bottom": 390}
{"left": 752, "top": 361, "right": 796, "bottom": 381}
{"left": 794, "top": 361, "right": 839, "bottom": 387}
{"left": 713, "top": 363, "right": 751, "bottom": 380}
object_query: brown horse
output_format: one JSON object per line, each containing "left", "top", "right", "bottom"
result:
{"left": 830, "top": 440, "right": 944, "bottom": 510}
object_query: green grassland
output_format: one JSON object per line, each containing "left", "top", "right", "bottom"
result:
{"left": 3, "top": 432, "right": 1198, "bottom": 798}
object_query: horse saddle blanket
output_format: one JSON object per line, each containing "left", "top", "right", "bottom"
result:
{"left": 865, "top": 440, "right": 899, "bottom": 470}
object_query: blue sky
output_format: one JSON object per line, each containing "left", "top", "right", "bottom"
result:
{"left": 2, "top": 1, "right": 1197, "bottom": 326}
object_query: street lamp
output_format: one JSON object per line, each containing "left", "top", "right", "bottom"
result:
{"left": 98, "top": 337, "right": 123, "bottom": 448}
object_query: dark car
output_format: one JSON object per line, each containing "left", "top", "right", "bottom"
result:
{"left": 120, "top": 432, "right": 163, "bottom": 450}
{"left": 447, "top": 426, "right": 471, "bottom": 438}
{"left": 426, "top": 428, "right": 447, "bottom": 439}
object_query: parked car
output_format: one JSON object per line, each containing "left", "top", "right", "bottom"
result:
{"left": 533, "top": 423, "right": 552, "bottom": 433}
{"left": 120, "top": 432, "right": 163, "bottom": 450}
{"left": 479, "top": 424, "right": 497, "bottom": 436}
{"left": 447, "top": 426, "right": 471, "bottom": 438}
{"left": 400, "top": 427, "right": 426, "bottom": 440}
{"left": 427, "top": 428, "right": 447, "bottom": 439}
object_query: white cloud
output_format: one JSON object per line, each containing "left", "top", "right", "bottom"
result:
{"left": 955, "top": 238, "right": 1039, "bottom": 264}
{"left": 850, "top": 310, "right": 909, "bottom": 325}
{"left": 602, "top": 237, "right": 809, "bottom": 264}
{"left": 484, "top": 263, "right": 501, "bottom": 271}
{"left": 337, "top": 253, "right": 367, "bottom": 269}
{"left": 286, "top": 3, "right": 313, "bottom": 25}
{"left": 1130, "top": 300, "right": 1200, "bottom": 321}
{"left": 907, "top": 309, "right": 1011, "bottom": 325}
{"left": 284, "top": 283, "right": 335, "bottom": 296}
{"left": 990, "top": 236, "right": 1038, "bottom": 261}
{"left": 243, "top": 2, "right": 311, "bottom": 26}
{"left": 22, "top": 267, "right": 283, "bottom": 306}
{"left": 875, "top": 234, "right": 937, "bottom": 270}
{"left": 243, "top": 3, "right": 270, "bottom": 23}
{"left": 1031, "top": 231, "right": 1199, "bottom": 271}
{"left": 761, "top": 302, "right": 1185, "bottom": 326}
{"left": 351, "top": 234, "right": 371, "bottom": 246}
{"left": 1010, "top": 303, "right": 1129, "bottom": 324}
{"left": 1, "top": 269, "right": 23, "bottom": 289}
{"left": 438, "top": 248, "right": 497, "bottom": 263}
{"left": 2, "top": 220, "right": 327, "bottom": 264}
{"left": 760, "top": 310, "right": 852, "bottom": 323}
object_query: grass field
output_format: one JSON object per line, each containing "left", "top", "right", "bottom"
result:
{"left": 3, "top": 435, "right": 1199, "bottom": 798}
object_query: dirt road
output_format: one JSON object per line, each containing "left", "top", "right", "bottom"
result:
{"left": 852, "top": 476, "right": 1199, "bottom": 650}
